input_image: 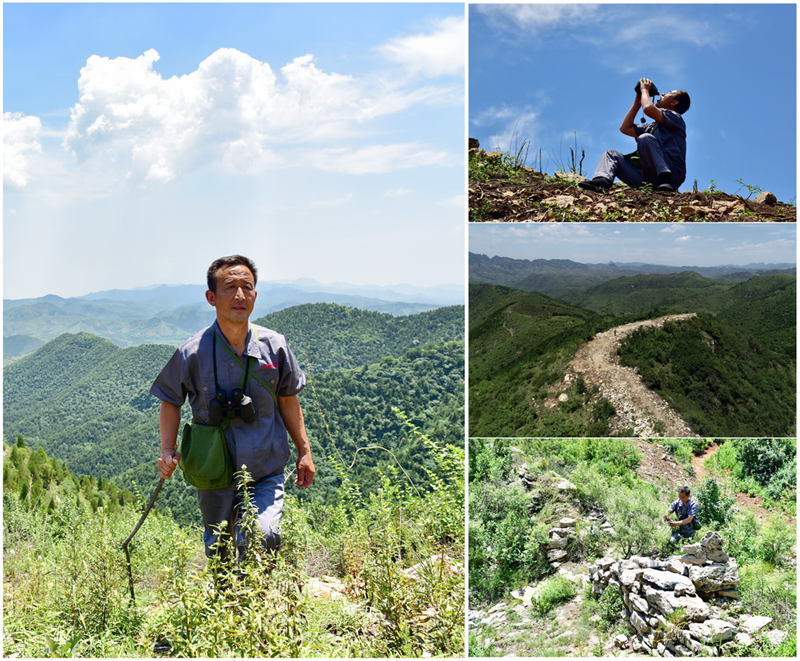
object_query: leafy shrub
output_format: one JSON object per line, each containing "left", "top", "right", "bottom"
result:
{"left": 605, "top": 484, "right": 664, "bottom": 557}
{"left": 595, "top": 583, "right": 625, "bottom": 627}
{"left": 736, "top": 438, "right": 795, "bottom": 496}
{"left": 710, "top": 440, "right": 740, "bottom": 472}
{"left": 530, "top": 576, "right": 576, "bottom": 616}
{"left": 757, "top": 516, "right": 795, "bottom": 566}
{"left": 469, "top": 481, "right": 550, "bottom": 604}
{"left": 722, "top": 512, "right": 760, "bottom": 563}
{"left": 469, "top": 438, "right": 514, "bottom": 484}
{"left": 695, "top": 477, "right": 735, "bottom": 529}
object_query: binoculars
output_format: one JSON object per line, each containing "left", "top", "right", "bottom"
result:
{"left": 209, "top": 388, "right": 256, "bottom": 425}
{"left": 635, "top": 80, "right": 660, "bottom": 97}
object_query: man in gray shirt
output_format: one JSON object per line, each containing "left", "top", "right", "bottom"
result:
{"left": 580, "top": 78, "right": 690, "bottom": 193}
{"left": 151, "top": 255, "right": 315, "bottom": 558}
{"left": 664, "top": 485, "right": 699, "bottom": 545}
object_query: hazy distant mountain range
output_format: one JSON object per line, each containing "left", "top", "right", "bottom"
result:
{"left": 4, "top": 280, "right": 464, "bottom": 358}
{"left": 469, "top": 253, "right": 795, "bottom": 301}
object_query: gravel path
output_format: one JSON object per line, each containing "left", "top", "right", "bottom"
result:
{"left": 567, "top": 314, "right": 698, "bottom": 437}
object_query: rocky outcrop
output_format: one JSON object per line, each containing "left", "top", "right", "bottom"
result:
{"left": 587, "top": 533, "right": 769, "bottom": 656}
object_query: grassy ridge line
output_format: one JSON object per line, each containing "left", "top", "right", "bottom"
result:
{"left": 4, "top": 426, "right": 465, "bottom": 657}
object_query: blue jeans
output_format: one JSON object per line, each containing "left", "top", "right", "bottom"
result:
{"left": 592, "top": 133, "right": 681, "bottom": 189}
{"left": 196, "top": 470, "right": 284, "bottom": 558}
{"left": 670, "top": 527, "right": 695, "bottom": 545}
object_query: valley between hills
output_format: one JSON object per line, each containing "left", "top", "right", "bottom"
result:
{"left": 469, "top": 254, "right": 796, "bottom": 438}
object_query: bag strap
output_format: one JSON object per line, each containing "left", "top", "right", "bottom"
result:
{"left": 213, "top": 326, "right": 278, "bottom": 403}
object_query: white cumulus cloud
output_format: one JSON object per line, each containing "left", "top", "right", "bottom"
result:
{"left": 379, "top": 16, "right": 464, "bottom": 77}
{"left": 63, "top": 47, "right": 455, "bottom": 183}
{"left": 4, "top": 112, "right": 43, "bottom": 188}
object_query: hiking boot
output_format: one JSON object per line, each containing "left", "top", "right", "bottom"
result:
{"left": 578, "top": 178, "right": 611, "bottom": 193}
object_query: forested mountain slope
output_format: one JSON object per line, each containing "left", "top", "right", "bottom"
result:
{"left": 469, "top": 284, "right": 621, "bottom": 437}
{"left": 618, "top": 313, "right": 795, "bottom": 436}
{"left": 4, "top": 304, "right": 464, "bottom": 523}
{"left": 254, "top": 303, "right": 463, "bottom": 372}
{"left": 469, "top": 277, "right": 795, "bottom": 437}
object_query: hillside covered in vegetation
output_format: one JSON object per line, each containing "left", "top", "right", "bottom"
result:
{"left": 4, "top": 432, "right": 464, "bottom": 657}
{"left": 469, "top": 268, "right": 795, "bottom": 437}
{"left": 4, "top": 303, "right": 464, "bottom": 524}
{"left": 469, "top": 438, "right": 796, "bottom": 657}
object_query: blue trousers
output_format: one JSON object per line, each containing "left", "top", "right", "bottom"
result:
{"left": 196, "top": 470, "right": 284, "bottom": 558}
{"left": 670, "top": 527, "right": 696, "bottom": 545}
{"left": 592, "top": 133, "right": 681, "bottom": 189}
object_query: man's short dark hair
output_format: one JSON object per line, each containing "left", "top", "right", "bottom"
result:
{"left": 675, "top": 91, "right": 690, "bottom": 115}
{"left": 207, "top": 255, "right": 258, "bottom": 292}
{"left": 678, "top": 485, "right": 691, "bottom": 495}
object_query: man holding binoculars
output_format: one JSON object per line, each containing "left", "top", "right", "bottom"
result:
{"left": 580, "top": 78, "right": 690, "bottom": 194}
{"left": 151, "top": 255, "right": 315, "bottom": 558}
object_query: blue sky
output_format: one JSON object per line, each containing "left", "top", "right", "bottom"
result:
{"left": 471, "top": 223, "right": 797, "bottom": 267}
{"left": 470, "top": 3, "right": 796, "bottom": 201}
{"left": 4, "top": 3, "right": 465, "bottom": 299}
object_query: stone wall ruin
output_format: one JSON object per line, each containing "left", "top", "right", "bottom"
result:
{"left": 589, "top": 532, "right": 781, "bottom": 656}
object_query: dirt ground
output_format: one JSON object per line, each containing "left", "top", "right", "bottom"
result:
{"left": 469, "top": 158, "right": 796, "bottom": 222}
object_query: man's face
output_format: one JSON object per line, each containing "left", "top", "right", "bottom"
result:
{"left": 205, "top": 264, "right": 257, "bottom": 323}
{"left": 657, "top": 90, "right": 681, "bottom": 110}
{"left": 678, "top": 491, "right": 689, "bottom": 504}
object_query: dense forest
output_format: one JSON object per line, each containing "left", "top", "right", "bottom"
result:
{"left": 4, "top": 428, "right": 464, "bottom": 657}
{"left": 618, "top": 314, "right": 795, "bottom": 436}
{"left": 469, "top": 270, "right": 795, "bottom": 437}
{"left": 4, "top": 303, "right": 464, "bottom": 524}
{"left": 253, "top": 303, "right": 463, "bottom": 372}
{"left": 469, "top": 438, "right": 796, "bottom": 657}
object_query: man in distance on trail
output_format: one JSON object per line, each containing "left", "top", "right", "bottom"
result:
{"left": 151, "top": 254, "right": 315, "bottom": 558}
{"left": 580, "top": 78, "right": 690, "bottom": 193}
{"left": 664, "top": 485, "right": 698, "bottom": 545}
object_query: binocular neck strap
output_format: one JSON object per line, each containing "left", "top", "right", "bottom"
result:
{"left": 212, "top": 328, "right": 252, "bottom": 394}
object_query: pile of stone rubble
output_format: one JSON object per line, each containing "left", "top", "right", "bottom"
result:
{"left": 589, "top": 532, "right": 786, "bottom": 656}
{"left": 547, "top": 516, "right": 616, "bottom": 568}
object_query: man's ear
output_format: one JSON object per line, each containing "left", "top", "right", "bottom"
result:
{"left": 205, "top": 290, "right": 216, "bottom": 307}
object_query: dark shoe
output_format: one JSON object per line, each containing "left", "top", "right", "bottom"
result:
{"left": 578, "top": 178, "right": 611, "bottom": 193}
{"left": 655, "top": 173, "right": 676, "bottom": 192}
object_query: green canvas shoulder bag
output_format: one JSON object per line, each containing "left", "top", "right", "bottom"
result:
{"left": 180, "top": 420, "right": 233, "bottom": 490}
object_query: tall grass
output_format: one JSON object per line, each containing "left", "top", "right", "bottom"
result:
{"left": 3, "top": 423, "right": 464, "bottom": 657}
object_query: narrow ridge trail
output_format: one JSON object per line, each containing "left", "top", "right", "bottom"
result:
{"left": 563, "top": 313, "right": 698, "bottom": 437}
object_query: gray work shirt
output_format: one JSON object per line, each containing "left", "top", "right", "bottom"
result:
{"left": 635, "top": 108, "right": 687, "bottom": 183}
{"left": 669, "top": 497, "right": 698, "bottom": 535}
{"left": 150, "top": 321, "right": 306, "bottom": 482}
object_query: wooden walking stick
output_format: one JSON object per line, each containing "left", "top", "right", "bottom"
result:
{"left": 121, "top": 478, "right": 165, "bottom": 603}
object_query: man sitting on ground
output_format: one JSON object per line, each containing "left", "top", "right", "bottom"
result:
{"left": 580, "top": 78, "right": 690, "bottom": 193}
